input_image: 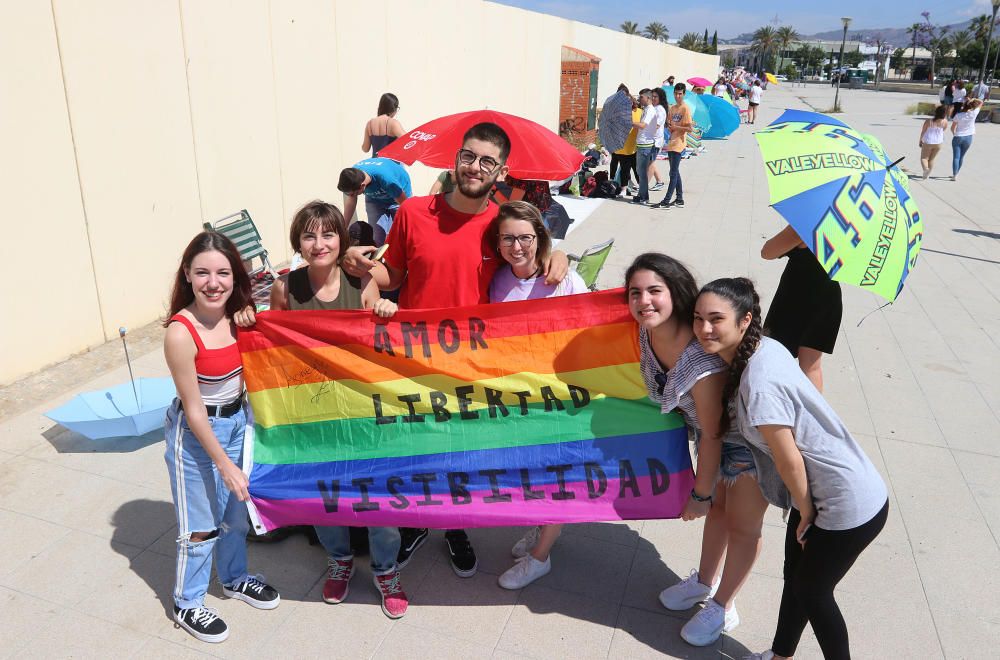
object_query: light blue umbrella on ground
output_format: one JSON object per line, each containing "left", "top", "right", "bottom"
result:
{"left": 45, "top": 377, "right": 176, "bottom": 440}
{"left": 701, "top": 94, "right": 741, "bottom": 139}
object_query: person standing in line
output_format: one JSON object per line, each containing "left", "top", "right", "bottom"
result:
{"left": 950, "top": 98, "right": 984, "bottom": 181}
{"left": 611, "top": 95, "right": 641, "bottom": 196}
{"left": 760, "top": 226, "right": 842, "bottom": 392}
{"left": 648, "top": 88, "right": 669, "bottom": 192}
{"left": 631, "top": 89, "right": 661, "bottom": 205}
{"left": 362, "top": 92, "right": 405, "bottom": 157}
{"left": 971, "top": 78, "right": 990, "bottom": 101}
{"left": 341, "top": 122, "right": 570, "bottom": 578}
{"left": 747, "top": 80, "right": 763, "bottom": 124}
{"left": 651, "top": 84, "right": 693, "bottom": 210}
{"left": 162, "top": 232, "right": 281, "bottom": 644}
{"left": 917, "top": 105, "right": 949, "bottom": 180}
{"left": 713, "top": 78, "right": 728, "bottom": 96}
{"left": 694, "top": 278, "right": 888, "bottom": 660}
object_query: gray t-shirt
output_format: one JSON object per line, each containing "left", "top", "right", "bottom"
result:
{"left": 737, "top": 337, "right": 887, "bottom": 530}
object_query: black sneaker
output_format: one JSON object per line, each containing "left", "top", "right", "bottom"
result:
{"left": 223, "top": 575, "right": 280, "bottom": 610}
{"left": 396, "top": 527, "right": 429, "bottom": 569}
{"left": 674, "top": 200, "right": 685, "bottom": 208}
{"left": 651, "top": 200, "right": 674, "bottom": 209}
{"left": 173, "top": 605, "right": 229, "bottom": 644}
{"left": 445, "top": 530, "right": 478, "bottom": 577}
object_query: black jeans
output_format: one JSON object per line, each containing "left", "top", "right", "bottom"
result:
{"left": 609, "top": 152, "right": 636, "bottom": 188}
{"left": 772, "top": 500, "right": 888, "bottom": 659}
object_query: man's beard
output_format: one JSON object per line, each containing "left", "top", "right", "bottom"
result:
{"left": 456, "top": 170, "right": 499, "bottom": 199}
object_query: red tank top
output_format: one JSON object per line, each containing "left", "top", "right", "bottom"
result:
{"left": 169, "top": 314, "right": 243, "bottom": 404}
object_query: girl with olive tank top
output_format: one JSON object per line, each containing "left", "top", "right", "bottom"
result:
{"left": 237, "top": 201, "right": 404, "bottom": 618}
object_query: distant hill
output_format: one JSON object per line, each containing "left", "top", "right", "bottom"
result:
{"left": 723, "top": 18, "right": 975, "bottom": 46}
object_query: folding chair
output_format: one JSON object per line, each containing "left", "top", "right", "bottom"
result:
{"left": 567, "top": 237, "right": 614, "bottom": 291}
{"left": 203, "top": 209, "right": 279, "bottom": 279}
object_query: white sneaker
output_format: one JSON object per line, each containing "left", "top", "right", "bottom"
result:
{"left": 498, "top": 555, "right": 551, "bottom": 589}
{"left": 680, "top": 599, "right": 738, "bottom": 646}
{"left": 511, "top": 526, "right": 540, "bottom": 558}
{"left": 742, "top": 651, "right": 775, "bottom": 660}
{"left": 658, "top": 569, "right": 718, "bottom": 610}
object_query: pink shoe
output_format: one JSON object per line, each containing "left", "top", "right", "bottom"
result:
{"left": 322, "top": 558, "right": 354, "bottom": 604}
{"left": 373, "top": 570, "right": 408, "bottom": 619}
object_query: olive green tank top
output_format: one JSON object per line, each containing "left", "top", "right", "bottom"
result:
{"left": 285, "top": 267, "right": 362, "bottom": 311}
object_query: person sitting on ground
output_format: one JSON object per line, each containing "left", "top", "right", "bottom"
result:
{"left": 234, "top": 201, "right": 405, "bottom": 618}
{"left": 487, "top": 201, "right": 587, "bottom": 589}
{"left": 163, "top": 232, "right": 281, "bottom": 644}
{"left": 337, "top": 157, "right": 411, "bottom": 246}
{"left": 362, "top": 92, "right": 405, "bottom": 157}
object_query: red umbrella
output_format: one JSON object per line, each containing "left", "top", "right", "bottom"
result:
{"left": 377, "top": 109, "right": 585, "bottom": 180}
{"left": 687, "top": 77, "right": 714, "bottom": 88}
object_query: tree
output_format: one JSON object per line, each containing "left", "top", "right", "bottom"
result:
{"left": 711, "top": 31, "right": 718, "bottom": 55}
{"left": 890, "top": 47, "right": 907, "bottom": 78}
{"left": 620, "top": 21, "right": 640, "bottom": 35}
{"left": 643, "top": 22, "right": 669, "bottom": 42}
{"left": 844, "top": 50, "right": 865, "bottom": 68}
{"left": 775, "top": 25, "right": 801, "bottom": 71}
{"left": 722, "top": 52, "right": 735, "bottom": 68}
{"left": 678, "top": 32, "right": 703, "bottom": 52}
{"left": 797, "top": 45, "right": 826, "bottom": 77}
{"left": 906, "top": 22, "right": 923, "bottom": 69}
{"left": 751, "top": 25, "right": 778, "bottom": 72}
{"left": 949, "top": 30, "right": 974, "bottom": 77}
{"left": 703, "top": 29, "right": 710, "bottom": 51}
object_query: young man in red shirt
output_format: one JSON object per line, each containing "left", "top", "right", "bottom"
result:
{"left": 343, "top": 122, "right": 569, "bottom": 577}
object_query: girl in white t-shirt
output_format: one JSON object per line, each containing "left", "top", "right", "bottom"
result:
{"left": 950, "top": 98, "right": 984, "bottom": 181}
{"left": 747, "top": 81, "right": 763, "bottom": 124}
{"left": 918, "top": 105, "right": 949, "bottom": 180}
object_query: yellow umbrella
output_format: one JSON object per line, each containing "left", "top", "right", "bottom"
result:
{"left": 765, "top": 72, "right": 779, "bottom": 85}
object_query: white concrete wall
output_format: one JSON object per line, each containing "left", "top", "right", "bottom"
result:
{"left": 0, "top": 0, "right": 718, "bottom": 385}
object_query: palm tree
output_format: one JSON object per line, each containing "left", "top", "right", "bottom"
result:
{"left": 751, "top": 26, "right": 778, "bottom": 72}
{"left": 906, "top": 22, "right": 923, "bottom": 69}
{"left": 620, "top": 21, "right": 640, "bottom": 35}
{"left": 969, "top": 14, "right": 994, "bottom": 43}
{"left": 678, "top": 32, "right": 703, "bottom": 52}
{"left": 949, "top": 29, "right": 973, "bottom": 78}
{"left": 775, "top": 25, "right": 801, "bottom": 71}
{"left": 643, "top": 22, "right": 669, "bottom": 42}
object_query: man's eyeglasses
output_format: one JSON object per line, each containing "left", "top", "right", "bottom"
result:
{"left": 457, "top": 148, "right": 502, "bottom": 174}
{"left": 499, "top": 234, "right": 536, "bottom": 248}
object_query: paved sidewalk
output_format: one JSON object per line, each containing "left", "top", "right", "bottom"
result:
{"left": 1, "top": 84, "right": 998, "bottom": 658}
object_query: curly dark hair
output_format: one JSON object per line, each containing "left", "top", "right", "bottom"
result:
{"left": 698, "top": 277, "right": 762, "bottom": 435}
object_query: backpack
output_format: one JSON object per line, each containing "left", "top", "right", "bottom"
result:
{"left": 580, "top": 175, "right": 597, "bottom": 198}
{"left": 591, "top": 180, "right": 621, "bottom": 198}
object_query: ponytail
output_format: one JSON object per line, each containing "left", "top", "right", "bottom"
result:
{"left": 698, "top": 277, "right": 762, "bottom": 435}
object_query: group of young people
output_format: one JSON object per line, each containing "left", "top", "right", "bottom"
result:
{"left": 626, "top": 83, "right": 695, "bottom": 209}
{"left": 161, "top": 118, "right": 885, "bottom": 659}
{"left": 918, "top": 97, "right": 986, "bottom": 181}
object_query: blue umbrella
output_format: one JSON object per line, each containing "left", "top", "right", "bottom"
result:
{"left": 45, "top": 377, "right": 176, "bottom": 440}
{"left": 682, "top": 93, "right": 712, "bottom": 135}
{"left": 597, "top": 90, "right": 634, "bottom": 153}
{"left": 700, "top": 94, "right": 741, "bottom": 139}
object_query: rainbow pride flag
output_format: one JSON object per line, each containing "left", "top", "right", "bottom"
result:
{"left": 238, "top": 289, "right": 693, "bottom": 532}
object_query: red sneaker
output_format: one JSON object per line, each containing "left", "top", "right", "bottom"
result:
{"left": 373, "top": 570, "right": 408, "bottom": 619}
{"left": 321, "top": 558, "right": 354, "bottom": 604}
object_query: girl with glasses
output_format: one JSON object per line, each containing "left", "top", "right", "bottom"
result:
{"left": 487, "top": 201, "right": 586, "bottom": 588}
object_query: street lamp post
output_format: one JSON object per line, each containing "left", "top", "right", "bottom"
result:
{"left": 833, "top": 16, "right": 852, "bottom": 112}
{"left": 978, "top": 0, "right": 1000, "bottom": 87}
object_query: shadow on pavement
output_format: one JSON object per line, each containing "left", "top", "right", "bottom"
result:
{"left": 42, "top": 425, "right": 162, "bottom": 453}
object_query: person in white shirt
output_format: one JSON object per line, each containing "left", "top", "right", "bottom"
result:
{"left": 951, "top": 80, "right": 967, "bottom": 117}
{"left": 747, "top": 80, "right": 763, "bottom": 124}
{"left": 631, "top": 89, "right": 661, "bottom": 204}
{"left": 950, "top": 98, "right": 984, "bottom": 181}
{"left": 713, "top": 78, "right": 728, "bottom": 96}
{"left": 647, "top": 88, "right": 668, "bottom": 193}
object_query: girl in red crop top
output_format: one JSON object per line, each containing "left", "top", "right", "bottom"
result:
{"left": 162, "top": 232, "right": 280, "bottom": 643}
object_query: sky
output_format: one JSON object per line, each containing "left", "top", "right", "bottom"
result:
{"left": 490, "top": 0, "right": 996, "bottom": 40}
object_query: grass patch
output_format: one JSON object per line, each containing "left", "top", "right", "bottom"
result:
{"left": 906, "top": 102, "right": 937, "bottom": 116}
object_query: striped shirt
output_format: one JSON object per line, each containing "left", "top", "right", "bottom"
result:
{"left": 169, "top": 314, "right": 244, "bottom": 406}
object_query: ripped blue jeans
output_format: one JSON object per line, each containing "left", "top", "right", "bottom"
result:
{"left": 164, "top": 400, "right": 250, "bottom": 609}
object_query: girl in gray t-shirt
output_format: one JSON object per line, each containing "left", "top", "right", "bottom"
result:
{"left": 694, "top": 277, "right": 888, "bottom": 660}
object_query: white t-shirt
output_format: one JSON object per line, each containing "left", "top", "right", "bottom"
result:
{"left": 953, "top": 108, "right": 980, "bottom": 137}
{"left": 749, "top": 86, "right": 763, "bottom": 104}
{"left": 953, "top": 86, "right": 967, "bottom": 103}
{"left": 653, "top": 104, "right": 667, "bottom": 148}
{"left": 972, "top": 82, "right": 989, "bottom": 100}
{"left": 636, "top": 104, "right": 659, "bottom": 146}
{"left": 737, "top": 338, "right": 887, "bottom": 531}
{"left": 713, "top": 84, "right": 727, "bottom": 96}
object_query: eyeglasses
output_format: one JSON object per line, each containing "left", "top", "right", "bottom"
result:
{"left": 499, "top": 234, "right": 536, "bottom": 248}
{"left": 456, "top": 148, "right": 502, "bottom": 174}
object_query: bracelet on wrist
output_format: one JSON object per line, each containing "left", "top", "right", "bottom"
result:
{"left": 690, "top": 488, "right": 713, "bottom": 503}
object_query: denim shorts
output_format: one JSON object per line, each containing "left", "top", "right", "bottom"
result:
{"left": 719, "top": 442, "right": 757, "bottom": 485}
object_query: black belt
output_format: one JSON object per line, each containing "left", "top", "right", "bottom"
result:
{"left": 180, "top": 393, "right": 245, "bottom": 418}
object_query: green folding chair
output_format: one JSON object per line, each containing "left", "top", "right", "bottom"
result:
{"left": 203, "top": 209, "right": 278, "bottom": 279}
{"left": 567, "top": 237, "right": 614, "bottom": 291}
